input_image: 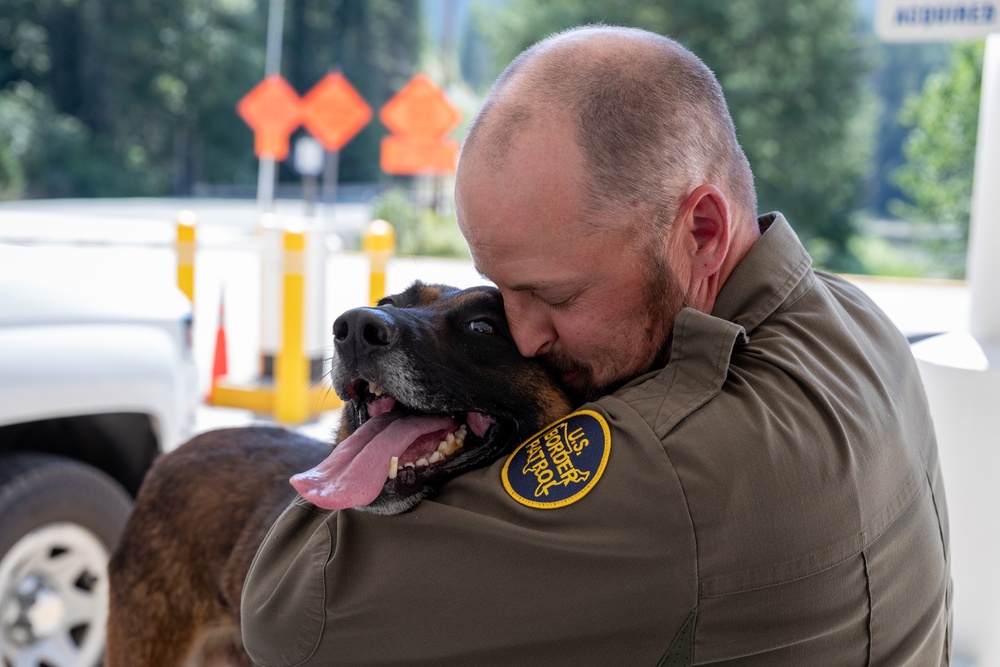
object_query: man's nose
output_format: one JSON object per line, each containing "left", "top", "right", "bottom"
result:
{"left": 504, "top": 296, "right": 556, "bottom": 357}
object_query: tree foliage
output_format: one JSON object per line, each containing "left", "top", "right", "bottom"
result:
{"left": 891, "top": 40, "right": 982, "bottom": 278}
{"left": 371, "top": 187, "right": 469, "bottom": 258}
{"left": 0, "top": 0, "right": 422, "bottom": 199}
{"left": 286, "top": 0, "right": 422, "bottom": 184}
{"left": 475, "top": 0, "right": 874, "bottom": 271}
{"left": 861, "top": 41, "right": 950, "bottom": 217}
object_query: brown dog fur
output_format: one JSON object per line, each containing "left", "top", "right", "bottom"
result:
{"left": 106, "top": 427, "right": 329, "bottom": 666}
{"left": 106, "top": 283, "right": 572, "bottom": 666}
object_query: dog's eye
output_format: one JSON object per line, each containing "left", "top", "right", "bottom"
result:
{"left": 466, "top": 319, "right": 495, "bottom": 335}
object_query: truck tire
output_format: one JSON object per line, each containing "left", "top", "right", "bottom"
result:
{"left": 0, "top": 453, "right": 133, "bottom": 667}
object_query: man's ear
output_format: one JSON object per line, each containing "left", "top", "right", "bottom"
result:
{"left": 673, "top": 184, "right": 730, "bottom": 281}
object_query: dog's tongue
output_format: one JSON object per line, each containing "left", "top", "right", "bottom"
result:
{"left": 290, "top": 412, "right": 454, "bottom": 510}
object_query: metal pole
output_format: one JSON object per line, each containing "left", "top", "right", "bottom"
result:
{"left": 321, "top": 150, "right": 340, "bottom": 209}
{"left": 257, "top": 0, "right": 286, "bottom": 377}
{"left": 256, "top": 0, "right": 286, "bottom": 213}
{"left": 264, "top": 0, "right": 284, "bottom": 76}
{"left": 257, "top": 159, "right": 276, "bottom": 212}
{"left": 433, "top": 0, "right": 457, "bottom": 214}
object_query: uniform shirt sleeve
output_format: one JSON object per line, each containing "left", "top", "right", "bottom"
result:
{"left": 241, "top": 400, "right": 698, "bottom": 667}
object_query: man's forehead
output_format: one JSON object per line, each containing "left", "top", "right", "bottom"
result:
{"left": 458, "top": 130, "right": 583, "bottom": 236}
{"left": 464, "top": 95, "right": 577, "bottom": 171}
{"left": 468, "top": 218, "right": 616, "bottom": 296}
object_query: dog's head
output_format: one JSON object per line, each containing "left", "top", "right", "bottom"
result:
{"left": 291, "top": 282, "right": 573, "bottom": 515}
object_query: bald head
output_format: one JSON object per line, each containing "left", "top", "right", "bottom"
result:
{"left": 461, "top": 25, "right": 756, "bottom": 234}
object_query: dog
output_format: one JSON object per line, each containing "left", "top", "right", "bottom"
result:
{"left": 106, "top": 281, "right": 572, "bottom": 667}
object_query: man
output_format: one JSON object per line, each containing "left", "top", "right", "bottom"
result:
{"left": 242, "top": 26, "right": 951, "bottom": 665}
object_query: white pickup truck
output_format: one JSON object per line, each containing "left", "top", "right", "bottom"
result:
{"left": 0, "top": 244, "right": 198, "bottom": 666}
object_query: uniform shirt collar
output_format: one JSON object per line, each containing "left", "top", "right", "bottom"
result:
{"left": 609, "top": 213, "right": 813, "bottom": 427}
{"left": 710, "top": 212, "right": 814, "bottom": 335}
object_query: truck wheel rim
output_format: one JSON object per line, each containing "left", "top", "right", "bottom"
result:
{"left": 0, "top": 523, "right": 109, "bottom": 667}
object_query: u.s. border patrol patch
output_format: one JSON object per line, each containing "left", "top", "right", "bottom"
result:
{"left": 502, "top": 409, "right": 611, "bottom": 509}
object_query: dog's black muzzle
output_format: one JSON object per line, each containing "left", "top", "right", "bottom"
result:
{"left": 333, "top": 307, "right": 400, "bottom": 364}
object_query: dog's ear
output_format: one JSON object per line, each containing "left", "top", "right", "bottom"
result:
{"left": 390, "top": 281, "right": 460, "bottom": 308}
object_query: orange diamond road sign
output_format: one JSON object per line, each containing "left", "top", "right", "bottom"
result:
{"left": 237, "top": 75, "right": 303, "bottom": 160}
{"left": 301, "top": 72, "right": 372, "bottom": 152}
{"left": 379, "top": 74, "right": 461, "bottom": 175}
{"left": 380, "top": 74, "right": 461, "bottom": 138}
{"left": 380, "top": 135, "right": 460, "bottom": 175}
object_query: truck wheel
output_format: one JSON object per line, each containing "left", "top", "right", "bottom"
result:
{"left": 0, "top": 453, "right": 133, "bottom": 667}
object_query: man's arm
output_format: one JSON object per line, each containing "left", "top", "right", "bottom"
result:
{"left": 241, "top": 403, "right": 697, "bottom": 667}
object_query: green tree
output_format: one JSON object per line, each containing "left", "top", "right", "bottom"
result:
{"left": 371, "top": 187, "right": 469, "bottom": 257}
{"left": 0, "top": 0, "right": 265, "bottom": 196}
{"left": 891, "top": 41, "right": 982, "bottom": 279}
{"left": 0, "top": 81, "right": 91, "bottom": 199}
{"left": 861, "top": 41, "right": 950, "bottom": 217}
{"left": 476, "top": 0, "right": 874, "bottom": 271}
{"left": 0, "top": 0, "right": 423, "bottom": 197}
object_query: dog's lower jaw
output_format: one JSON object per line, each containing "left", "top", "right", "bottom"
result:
{"left": 357, "top": 489, "right": 429, "bottom": 515}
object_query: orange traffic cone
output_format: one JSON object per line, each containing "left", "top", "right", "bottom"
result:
{"left": 207, "top": 291, "right": 229, "bottom": 403}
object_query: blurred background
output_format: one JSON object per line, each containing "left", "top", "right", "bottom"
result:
{"left": 0, "top": 0, "right": 982, "bottom": 277}
{"left": 0, "top": 2, "right": 994, "bottom": 665}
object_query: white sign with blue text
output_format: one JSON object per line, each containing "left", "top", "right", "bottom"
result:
{"left": 877, "top": 0, "right": 999, "bottom": 41}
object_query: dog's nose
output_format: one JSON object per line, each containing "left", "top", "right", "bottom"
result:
{"left": 333, "top": 307, "right": 399, "bottom": 356}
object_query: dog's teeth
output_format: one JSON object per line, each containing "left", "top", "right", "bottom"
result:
{"left": 437, "top": 435, "right": 465, "bottom": 456}
{"left": 388, "top": 456, "right": 399, "bottom": 480}
{"left": 403, "top": 429, "right": 472, "bottom": 472}
{"left": 368, "top": 381, "right": 384, "bottom": 397}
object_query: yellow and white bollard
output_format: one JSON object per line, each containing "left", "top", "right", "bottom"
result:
{"left": 274, "top": 227, "right": 308, "bottom": 425}
{"left": 175, "top": 210, "right": 197, "bottom": 303}
{"left": 363, "top": 219, "right": 396, "bottom": 306}
{"left": 210, "top": 218, "right": 341, "bottom": 421}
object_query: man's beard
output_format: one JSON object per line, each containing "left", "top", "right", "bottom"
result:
{"left": 542, "top": 251, "right": 686, "bottom": 404}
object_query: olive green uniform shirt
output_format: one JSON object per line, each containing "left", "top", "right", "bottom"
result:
{"left": 242, "top": 213, "right": 951, "bottom": 665}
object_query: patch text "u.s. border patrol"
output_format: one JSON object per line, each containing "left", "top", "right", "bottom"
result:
{"left": 502, "top": 410, "right": 610, "bottom": 509}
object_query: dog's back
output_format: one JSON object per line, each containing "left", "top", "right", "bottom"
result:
{"left": 106, "top": 427, "right": 328, "bottom": 667}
